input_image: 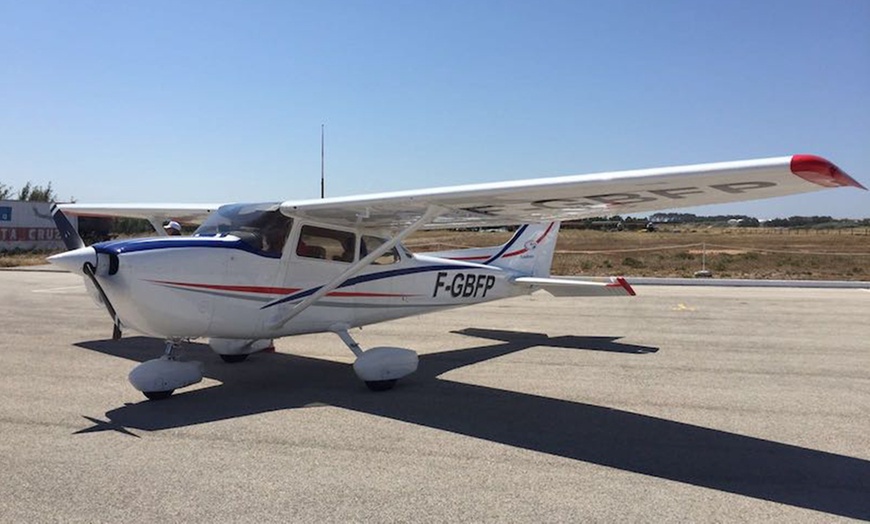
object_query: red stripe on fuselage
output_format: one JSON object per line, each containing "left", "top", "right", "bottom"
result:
{"left": 148, "top": 280, "right": 301, "bottom": 295}
{"left": 147, "top": 279, "right": 417, "bottom": 298}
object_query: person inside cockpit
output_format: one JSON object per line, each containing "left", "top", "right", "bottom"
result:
{"left": 163, "top": 220, "right": 182, "bottom": 236}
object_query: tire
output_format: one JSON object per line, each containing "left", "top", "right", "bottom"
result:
{"left": 365, "top": 379, "right": 397, "bottom": 392}
{"left": 220, "top": 354, "right": 249, "bottom": 363}
{"left": 143, "top": 390, "right": 174, "bottom": 401}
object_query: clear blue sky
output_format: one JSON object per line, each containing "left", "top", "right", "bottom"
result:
{"left": 2, "top": 0, "right": 868, "bottom": 218}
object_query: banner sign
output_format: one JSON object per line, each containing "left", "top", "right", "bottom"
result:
{"left": 0, "top": 201, "right": 75, "bottom": 251}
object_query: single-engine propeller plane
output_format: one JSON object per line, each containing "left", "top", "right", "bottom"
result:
{"left": 48, "top": 154, "right": 864, "bottom": 400}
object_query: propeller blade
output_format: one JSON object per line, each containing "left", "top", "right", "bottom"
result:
{"left": 50, "top": 204, "right": 85, "bottom": 251}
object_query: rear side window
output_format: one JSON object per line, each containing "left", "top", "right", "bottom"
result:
{"left": 297, "top": 225, "right": 356, "bottom": 263}
{"left": 361, "top": 236, "right": 400, "bottom": 265}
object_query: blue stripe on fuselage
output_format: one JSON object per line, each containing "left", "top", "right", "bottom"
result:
{"left": 92, "top": 236, "right": 282, "bottom": 259}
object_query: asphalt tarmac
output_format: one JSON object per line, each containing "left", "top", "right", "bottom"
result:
{"left": 1, "top": 269, "right": 868, "bottom": 522}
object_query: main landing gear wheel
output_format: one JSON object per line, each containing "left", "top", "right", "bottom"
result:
{"left": 333, "top": 328, "right": 418, "bottom": 392}
{"left": 128, "top": 340, "right": 203, "bottom": 401}
{"left": 143, "top": 390, "right": 174, "bottom": 401}
{"left": 365, "top": 379, "right": 397, "bottom": 392}
{"left": 220, "top": 354, "right": 249, "bottom": 363}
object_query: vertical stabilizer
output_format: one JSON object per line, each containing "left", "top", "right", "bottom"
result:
{"left": 484, "top": 222, "right": 560, "bottom": 277}
{"left": 427, "top": 222, "right": 561, "bottom": 277}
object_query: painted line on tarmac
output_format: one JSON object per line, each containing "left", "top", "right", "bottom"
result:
{"left": 32, "top": 285, "right": 84, "bottom": 293}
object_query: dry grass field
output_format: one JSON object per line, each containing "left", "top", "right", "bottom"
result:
{"left": 0, "top": 251, "right": 54, "bottom": 268}
{"left": 3, "top": 227, "right": 869, "bottom": 280}
{"left": 406, "top": 226, "right": 870, "bottom": 281}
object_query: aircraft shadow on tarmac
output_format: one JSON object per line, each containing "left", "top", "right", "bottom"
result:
{"left": 74, "top": 330, "right": 869, "bottom": 520}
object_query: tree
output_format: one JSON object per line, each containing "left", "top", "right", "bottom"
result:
{"left": 17, "top": 182, "right": 30, "bottom": 201}
{"left": 0, "top": 182, "right": 12, "bottom": 200}
{"left": 17, "top": 181, "right": 56, "bottom": 202}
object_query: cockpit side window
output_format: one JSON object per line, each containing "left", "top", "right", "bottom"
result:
{"left": 297, "top": 225, "right": 356, "bottom": 263}
{"left": 259, "top": 212, "right": 293, "bottom": 255}
{"left": 193, "top": 205, "right": 292, "bottom": 256}
{"left": 361, "top": 236, "right": 400, "bottom": 265}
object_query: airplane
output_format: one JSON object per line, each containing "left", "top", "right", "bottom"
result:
{"left": 46, "top": 154, "right": 864, "bottom": 400}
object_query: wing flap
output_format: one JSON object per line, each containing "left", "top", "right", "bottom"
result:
{"left": 279, "top": 155, "right": 862, "bottom": 230}
{"left": 513, "top": 276, "right": 636, "bottom": 297}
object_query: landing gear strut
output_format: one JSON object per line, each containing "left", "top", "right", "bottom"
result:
{"left": 332, "top": 326, "right": 418, "bottom": 391}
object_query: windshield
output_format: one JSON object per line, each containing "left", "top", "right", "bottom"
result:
{"left": 194, "top": 203, "right": 281, "bottom": 235}
{"left": 194, "top": 203, "right": 292, "bottom": 255}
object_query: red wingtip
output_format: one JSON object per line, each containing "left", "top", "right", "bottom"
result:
{"left": 790, "top": 155, "right": 866, "bottom": 190}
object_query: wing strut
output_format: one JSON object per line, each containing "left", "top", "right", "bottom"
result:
{"left": 264, "top": 205, "right": 445, "bottom": 330}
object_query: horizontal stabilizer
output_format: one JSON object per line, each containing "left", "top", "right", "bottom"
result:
{"left": 512, "top": 276, "right": 636, "bottom": 297}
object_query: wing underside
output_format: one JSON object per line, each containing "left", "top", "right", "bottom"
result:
{"left": 279, "top": 155, "right": 862, "bottom": 230}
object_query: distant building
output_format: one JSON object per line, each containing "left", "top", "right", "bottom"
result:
{"left": 0, "top": 200, "right": 74, "bottom": 251}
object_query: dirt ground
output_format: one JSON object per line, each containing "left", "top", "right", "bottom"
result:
{"left": 406, "top": 226, "right": 870, "bottom": 280}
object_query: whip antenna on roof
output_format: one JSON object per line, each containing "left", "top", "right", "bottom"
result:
{"left": 321, "top": 124, "right": 325, "bottom": 199}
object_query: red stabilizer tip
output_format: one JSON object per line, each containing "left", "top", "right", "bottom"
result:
{"left": 790, "top": 155, "right": 866, "bottom": 190}
{"left": 615, "top": 277, "right": 636, "bottom": 296}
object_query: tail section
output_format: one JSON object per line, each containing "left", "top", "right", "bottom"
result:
{"left": 427, "top": 222, "right": 561, "bottom": 277}
{"left": 425, "top": 222, "right": 637, "bottom": 299}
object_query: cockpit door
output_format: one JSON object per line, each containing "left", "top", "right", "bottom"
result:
{"left": 276, "top": 222, "right": 361, "bottom": 330}
{"left": 206, "top": 209, "right": 293, "bottom": 338}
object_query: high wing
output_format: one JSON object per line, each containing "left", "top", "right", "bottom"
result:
{"left": 279, "top": 155, "right": 864, "bottom": 230}
{"left": 56, "top": 203, "right": 221, "bottom": 225}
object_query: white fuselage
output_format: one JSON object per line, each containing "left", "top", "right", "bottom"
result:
{"left": 75, "top": 236, "right": 527, "bottom": 341}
